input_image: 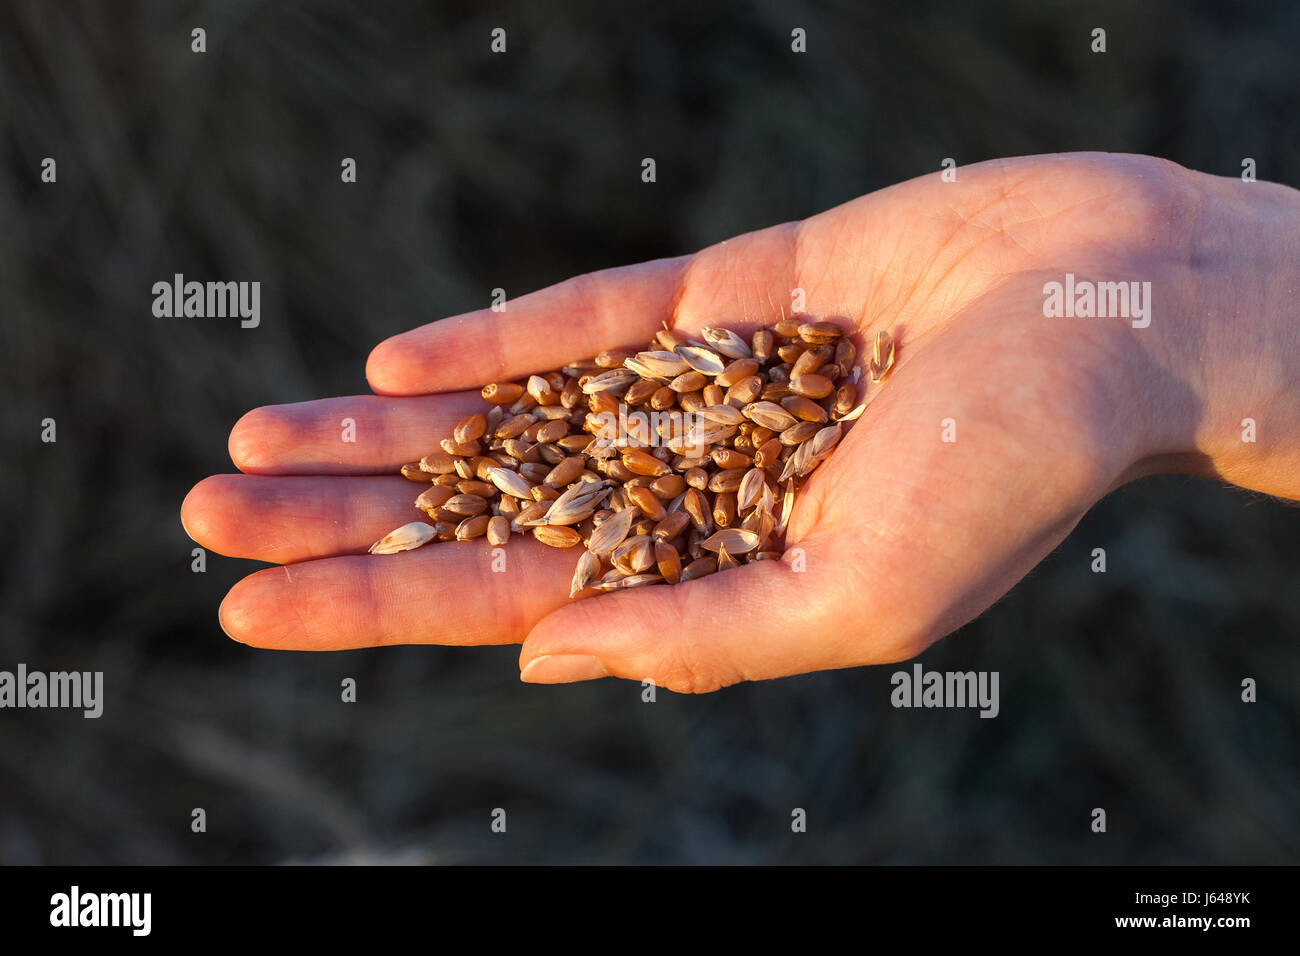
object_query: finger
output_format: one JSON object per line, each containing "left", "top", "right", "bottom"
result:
{"left": 365, "top": 220, "right": 802, "bottom": 395}
{"left": 516, "top": 538, "right": 895, "bottom": 692}
{"left": 227, "top": 392, "right": 484, "bottom": 474}
{"left": 218, "top": 537, "right": 577, "bottom": 650}
{"left": 366, "top": 257, "right": 688, "bottom": 396}
{"left": 182, "top": 474, "right": 426, "bottom": 564}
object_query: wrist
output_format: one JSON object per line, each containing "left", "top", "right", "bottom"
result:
{"left": 1120, "top": 168, "right": 1300, "bottom": 498}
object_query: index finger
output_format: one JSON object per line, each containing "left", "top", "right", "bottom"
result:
{"left": 364, "top": 217, "right": 804, "bottom": 395}
{"left": 365, "top": 255, "right": 689, "bottom": 395}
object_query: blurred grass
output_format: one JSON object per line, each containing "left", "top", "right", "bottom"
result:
{"left": 0, "top": 0, "right": 1297, "bottom": 863}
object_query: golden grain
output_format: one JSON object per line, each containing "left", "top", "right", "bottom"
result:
{"left": 798, "top": 320, "right": 844, "bottom": 345}
{"left": 655, "top": 541, "right": 682, "bottom": 583}
{"left": 627, "top": 485, "right": 667, "bottom": 520}
{"left": 401, "top": 462, "right": 437, "bottom": 482}
{"left": 870, "top": 329, "right": 895, "bottom": 382}
{"left": 369, "top": 522, "right": 436, "bottom": 554}
{"left": 482, "top": 382, "right": 524, "bottom": 405}
{"left": 381, "top": 321, "right": 882, "bottom": 589}
{"left": 455, "top": 515, "right": 490, "bottom": 541}
{"left": 533, "top": 525, "right": 581, "bottom": 548}
{"left": 487, "top": 516, "right": 511, "bottom": 546}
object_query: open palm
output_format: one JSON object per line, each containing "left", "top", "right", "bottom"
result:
{"left": 182, "top": 152, "right": 1192, "bottom": 690}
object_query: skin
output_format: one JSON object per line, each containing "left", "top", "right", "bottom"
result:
{"left": 181, "top": 152, "right": 1300, "bottom": 692}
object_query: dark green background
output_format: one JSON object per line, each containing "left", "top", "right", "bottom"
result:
{"left": 1, "top": 0, "right": 1296, "bottom": 863}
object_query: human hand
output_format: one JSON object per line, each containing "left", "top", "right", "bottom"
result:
{"left": 181, "top": 152, "right": 1300, "bottom": 691}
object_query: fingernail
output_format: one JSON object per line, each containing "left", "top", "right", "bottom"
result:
{"left": 520, "top": 654, "right": 609, "bottom": 684}
{"left": 218, "top": 601, "right": 250, "bottom": 646}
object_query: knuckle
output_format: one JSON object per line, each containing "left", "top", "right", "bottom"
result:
{"left": 653, "top": 647, "right": 738, "bottom": 695}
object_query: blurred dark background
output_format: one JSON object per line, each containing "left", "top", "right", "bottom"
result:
{"left": 1, "top": 0, "right": 1297, "bottom": 864}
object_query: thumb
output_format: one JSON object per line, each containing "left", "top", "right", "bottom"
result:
{"left": 518, "top": 542, "right": 893, "bottom": 693}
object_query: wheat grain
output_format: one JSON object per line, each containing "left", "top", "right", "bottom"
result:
{"left": 372, "top": 320, "right": 894, "bottom": 602}
{"left": 369, "top": 522, "right": 436, "bottom": 554}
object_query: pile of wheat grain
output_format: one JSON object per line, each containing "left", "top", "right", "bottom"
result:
{"left": 370, "top": 319, "right": 893, "bottom": 596}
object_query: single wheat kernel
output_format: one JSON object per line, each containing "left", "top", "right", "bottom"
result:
{"left": 669, "top": 371, "right": 709, "bottom": 393}
{"left": 487, "top": 516, "right": 511, "bottom": 546}
{"left": 536, "top": 444, "right": 566, "bottom": 465}
{"left": 701, "top": 327, "right": 753, "bottom": 360}
{"left": 781, "top": 396, "right": 828, "bottom": 423}
{"left": 570, "top": 550, "right": 601, "bottom": 597}
{"left": 792, "top": 346, "right": 831, "bottom": 379}
{"left": 369, "top": 522, "right": 436, "bottom": 554}
{"left": 870, "top": 330, "right": 895, "bottom": 382}
{"left": 681, "top": 556, "right": 718, "bottom": 581}
{"left": 487, "top": 466, "right": 533, "bottom": 499}
{"left": 701, "top": 528, "right": 761, "bottom": 554}
{"left": 655, "top": 541, "right": 682, "bottom": 584}
{"left": 595, "top": 348, "right": 634, "bottom": 369}
{"left": 419, "top": 451, "right": 458, "bottom": 474}
{"left": 622, "top": 448, "right": 671, "bottom": 477}
{"left": 454, "top": 413, "right": 487, "bottom": 444}
{"left": 482, "top": 382, "right": 524, "bottom": 405}
{"left": 789, "top": 373, "right": 834, "bottom": 399}
{"left": 603, "top": 573, "right": 664, "bottom": 590}
{"left": 716, "top": 543, "right": 741, "bottom": 571}
{"left": 533, "top": 525, "right": 582, "bottom": 548}
{"left": 780, "top": 421, "right": 821, "bottom": 445}
{"left": 543, "top": 480, "right": 611, "bottom": 526}
{"left": 698, "top": 404, "right": 746, "bottom": 426}
{"left": 833, "top": 385, "right": 856, "bottom": 419}
{"left": 797, "top": 320, "right": 844, "bottom": 345}
{"left": 652, "top": 511, "right": 690, "bottom": 542}
{"left": 716, "top": 358, "right": 760, "bottom": 387}
{"left": 612, "top": 535, "right": 655, "bottom": 574}
{"left": 710, "top": 448, "right": 751, "bottom": 470}
{"left": 736, "top": 468, "right": 767, "bottom": 512}
{"left": 588, "top": 506, "right": 637, "bottom": 556}
{"left": 727, "top": 375, "right": 762, "bottom": 405}
{"left": 675, "top": 346, "right": 727, "bottom": 376}
{"left": 544, "top": 456, "right": 585, "bottom": 487}
{"left": 401, "top": 462, "right": 437, "bottom": 482}
{"left": 628, "top": 485, "right": 667, "bottom": 521}
{"left": 624, "top": 378, "right": 659, "bottom": 406}
{"left": 683, "top": 488, "right": 711, "bottom": 531}
{"left": 753, "top": 437, "right": 783, "bottom": 469}
{"left": 743, "top": 401, "right": 798, "bottom": 431}
{"left": 455, "top": 515, "right": 490, "bottom": 541}
{"left": 707, "top": 468, "right": 747, "bottom": 494}
{"left": 712, "top": 491, "right": 737, "bottom": 528}
{"left": 582, "top": 369, "right": 639, "bottom": 395}
{"left": 650, "top": 474, "right": 686, "bottom": 499}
